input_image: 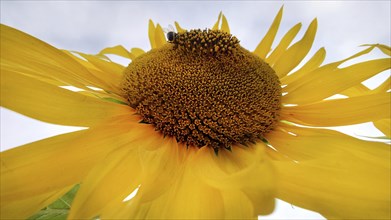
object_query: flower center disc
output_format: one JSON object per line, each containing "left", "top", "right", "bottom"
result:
{"left": 122, "top": 29, "right": 281, "bottom": 150}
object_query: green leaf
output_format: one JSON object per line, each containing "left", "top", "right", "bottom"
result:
{"left": 27, "top": 185, "right": 80, "bottom": 220}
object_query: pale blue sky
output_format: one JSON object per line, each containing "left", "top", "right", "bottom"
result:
{"left": 1, "top": 1, "right": 390, "bottom": 219}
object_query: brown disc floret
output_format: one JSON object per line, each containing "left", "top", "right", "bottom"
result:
{"left": 121, "top": 29, "right": 281, "bottom": 151}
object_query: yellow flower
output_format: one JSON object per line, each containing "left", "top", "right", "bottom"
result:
{"left": 1, "top": 7, "right": 390, "bottom": 220}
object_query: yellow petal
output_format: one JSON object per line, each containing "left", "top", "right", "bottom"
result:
{"left": 220, "top": 190, "right": 255, "bottom": 219}
{"left": 212, "top": 12, "right": 223, "bottom": 30}
{"left": 1, "top": 50, "right": 88, "bottom": 90}
{"left": 98, "top": 45, "right": 132, "bottom": 59}
{"left": 130, "top": 47, "right": 146, "bottom": 58}
{"left": 284, "top": 58, "right": 390, "bottom": 104}
{"left": 192, "top": 146, "right": 276, "bottom": 216}
{"left": 284, "top": 45, "right": 382, "bottom": 103}
{"left": 273, "top": 19, "right": 317, "bottom": 78}
{"left": 1, "top": 59, "right": 65, "bottom": 87}
{"left": 112, "top": 144, "right": 275, "bottom": 219}
{"left": 265, "top": 22, "right": 302, "bottom": 65}
{"left": 281, "top": 47, "right": 326, "bottom": 85}
{"left": 121, "top": 143, "right": 225, "bottom": 219}
{"left": 374, "top": 119, "right": 391, "bottom": 137}
{"left": 68, "top": 121, "right": 163, "bottom": 219}
{"left": 1, "top": 116, "right": 145, "bottom": 203}
{"left": 148, "top": 20, "right": 157, "bottom": 49}
{"left": 253, "top": 7, "right": 283, "bottom": 59}
{"left": 154, "top": 23, "right": 167, "bottom": 48}
{"left": 1, "top": 70, "right": 129, "bottom": 127}
{"left": 77, "top": 52, "right": 124, "bottom": 77}
{"left": 1, "top": 130, "right": 87, "bottom": 202}
{"left": 269, "top": 126, "right": 390, "bottom": 219}
{"left": 143, "top": 166, "right": 225, "bottom": 219}
{"left": 342, "top": 77, "right": 390, "bottom": 97}
{"left": 376, "top": 44, "right": 391, "bottom": 55}
{"left": 105, "top": 136, "right": 180, "bottom": 219}
{"left": 166, "top": 176, "right": 224, "bottom": 219}
{"left": 340, "top": 83, "right": 370, "bottom": 97}
{"left": 135, "top": 138, "right": 183, "bottom": 203}
{"left": 0, "top": 24, "right": 109, "bottom": 91}
{"left": 374, "top": 77, "right": 391, "bottom": 93}
{"left": 362, "top": 43, "right": 391, "bottom": 56}
{"left": 68, "top": 146, "right": 142, "bottom": 219}
{"left": 125, "top": 149, "right": 226, "bottom": 220}
{"left": 174, "top": 21, "right": 186, "bottom": 33}
{"left": 98, "top": 195, "right": 132, "bottom": 219}
{"left": 281, "top": 92, "right": 391, "bottom": 126}
{"left": 221, "top": 15, "right": 230, "bottom": 33}
{"left": 70, "top": 51, "right": 124, "bottom": 92}
{"left": 1, "top": 186, "right": 72, "bottom": 220}
{"left": 266, "top": 123, "right": 374, "bottom": 161}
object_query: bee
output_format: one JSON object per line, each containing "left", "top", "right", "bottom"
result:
{"left": 163, "top": 24, "right": 178, "bottom": 43}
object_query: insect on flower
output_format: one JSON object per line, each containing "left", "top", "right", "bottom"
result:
{"left": 164, "top": 24, "right": 178, "bottom": 42}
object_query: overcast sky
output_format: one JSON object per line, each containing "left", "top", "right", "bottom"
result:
{"left": 1, "top": 1, "right": 390, "bottom": 59}
{"left": 1, "top": 1, "right": 390, "bottom": 219}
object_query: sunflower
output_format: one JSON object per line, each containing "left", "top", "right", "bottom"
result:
{"left": 1, "top": 7, "right": 390, "bottom": 220}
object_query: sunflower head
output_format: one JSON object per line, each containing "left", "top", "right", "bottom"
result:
{"left": 121, "top": 29, "right": 281, "bottom": 151}
{"left": 1, "top": 5, "right": 390, "bottom": 220}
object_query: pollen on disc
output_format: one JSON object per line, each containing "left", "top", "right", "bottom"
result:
{"left": 121, "top": 29, "right": 281, "bottom": 151}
